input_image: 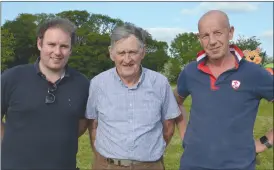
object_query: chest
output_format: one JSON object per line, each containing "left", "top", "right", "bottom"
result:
{"left": 188, "top": 70, "right": 257, "bottom": 106}
{"left": 7, "top": 77, "right": 88, "bottom": 120}
{"left": 96, "top": 87, "right": 163, "bottom": 124}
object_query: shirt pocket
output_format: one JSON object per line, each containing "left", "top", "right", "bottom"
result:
{"left": 135, "top": 91, "right": 162, "bottom": 125}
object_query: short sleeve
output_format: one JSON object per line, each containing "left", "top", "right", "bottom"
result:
{"left": 161, "top": 79, "right": 180, "bottom": 120}
{"left": 255, "top": 68, "right": 274, "bottom": 101}
{"left": 177, "top": 67, "right": 190, "bottom": 98}
{"left": 85, "top": 79, "right": 99, "bottom": 120}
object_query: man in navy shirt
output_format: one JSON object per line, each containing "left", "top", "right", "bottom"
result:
{"left": 1, "top": 18, "right": 89, "bottom": 169}
{"left": 174, "top": 10, "right": 273, "bottom": 170}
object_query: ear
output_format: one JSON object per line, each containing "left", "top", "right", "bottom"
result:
{"left": 228, "top": 26, "right": 234, "bottom": 41}
{"left": 108, "top": 46, "right": 115, "bottom": 61}
{"left": 196, "top": 33, "right": 202, "bottom": 45}
{"left": 141, "top": 44, "right": 146, "bottom": 59}
{"left": 37, "top": 38, "right": 42, "bottom": 51}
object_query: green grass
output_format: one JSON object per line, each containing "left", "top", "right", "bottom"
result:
{"left": 77, "top": 97, "right": 273, "bottom": 170}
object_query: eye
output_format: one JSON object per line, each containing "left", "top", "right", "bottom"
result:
{"left": 118, "top": 51, "right": 126, "bottom": 56}
{"left": 61, "top": 45, "right": 69, "bottom": 49}
{"left": 214, "top": 32, "right": 222, "bottom": 36}
{"left": 202, "top": 35, "right": 209, "bottom": 39}
{"left": 129, "top": 51, "right": 138, "bottom": 55}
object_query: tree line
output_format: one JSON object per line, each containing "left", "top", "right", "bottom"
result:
{"left": 2, "top": 10, "right": 272, "bottom": 83}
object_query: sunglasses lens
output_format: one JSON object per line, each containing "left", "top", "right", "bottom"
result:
{"left": 45, "top": 93, "right": 55, "bottom": 104}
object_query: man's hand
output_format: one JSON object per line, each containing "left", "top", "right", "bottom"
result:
{"left": 255, "top": 129, "right": 273, "bottom": 153}
{"left": 255, "top": 139, "right": 267, "bottom": 153}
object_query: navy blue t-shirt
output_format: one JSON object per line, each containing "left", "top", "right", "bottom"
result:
{"left": 1, "top": 61, "right": 89, "bottom": 170}
{"left": 177, "top": 46, "right": 273, "bottom": 170}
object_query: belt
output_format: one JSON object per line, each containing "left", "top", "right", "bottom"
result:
{"left": 106, "top": 158, "right": 142, "bottom": 166}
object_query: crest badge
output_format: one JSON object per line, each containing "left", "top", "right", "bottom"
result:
{"left": 231, "top": 80, "right": 241, "bottom": 90}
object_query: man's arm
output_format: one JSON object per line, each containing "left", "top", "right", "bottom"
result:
{"left": 254, "top": 70, "right": 274, "bottom": 153}
{"left": 78, "top": 118, "right": 88, "bottom": 137}
{"left": 255, "top": 129, "right": 273, "bottom": 153}
{"left": 174, "top": 86, "right": 188, "bottom": 141}
{"left": 87, "top": 119, "right": 98, "bottom": 152}
{"left": 163, "top": 119, "right": 175, "bottom": 146}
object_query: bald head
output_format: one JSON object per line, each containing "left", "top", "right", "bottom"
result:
{"left": 198, "top": 10, "right": 230, "bottom": 32}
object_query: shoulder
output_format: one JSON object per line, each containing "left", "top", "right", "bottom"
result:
{"left": 67, "top": 67, "right": 90, "bottom": 87}
{"left": 90, "top": 68, "right": 114, "bottom": 86}
{"left": 143, "top": 68, "right": 169, "bottom": 86}
{"left": 2, "top": 64, "right": 33, "bottom": 81}
{"left": 183, "top": 61, "right": 197, "bottom": 72}
{"left": 241, "top": 60, "right": 271, "bottom": 77}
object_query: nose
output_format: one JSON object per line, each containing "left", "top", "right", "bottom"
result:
{"left": 54, "top": 46, "right": 61, "bottom": 56}
{"left": 124, "top": 52, "right": 132, "bottom": 62}
{"left": 208, "top": 34, "right": 217, "bottom": 46}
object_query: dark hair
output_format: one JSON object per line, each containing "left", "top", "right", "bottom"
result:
{"left": 37, "top": 17, "right": 76, "bottom": 45}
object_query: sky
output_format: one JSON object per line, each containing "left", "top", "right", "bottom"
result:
{"left": 1, "top": 1, "right": 273, "bottom": 56}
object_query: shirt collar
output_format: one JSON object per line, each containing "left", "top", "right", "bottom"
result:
{"left": 196, "top": 44, "right": 244, "bottom": 70}
{"left": 34, "top": 57, "right": 70, "bottom": 78}
{"left": 113, "top": 66, "right": 145, "bottom": 89}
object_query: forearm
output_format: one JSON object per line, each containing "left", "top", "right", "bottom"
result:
{"left": 90, "top": 128, "right": 97, "bottom": 152}
{"left": 265, "top": 129, "right": 273, "bottom": 145}
{"left": 255, "top": 128, "right": 273, "bottom": 153}
{"left": 78, "top": 119, "right": 88, "bottom": 137}
{"left": 175, "top": 105, "right": 188, "bottom": 140}
{"left": 163, "top": 120, "right": 175, "bottom": 146}
{"left": 88, "top": 119, "right": 98, "bottom": 152}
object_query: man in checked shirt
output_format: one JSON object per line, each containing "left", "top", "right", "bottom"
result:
{"left": 85, "top": 23, "right": 185, "bottom": 170}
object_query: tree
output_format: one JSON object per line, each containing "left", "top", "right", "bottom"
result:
{"left": 231, "top": 35, "right": 268, "bottom": 65}
{"left": 70, "top": 32, "right": 113, "bottom": 79}
{"left": 56, "top": 10, "right": 90, "bottom": 28}
{"left": 1, "top": 28, "right": 16, "bottom": 72}
{"left": 161, "top": 57, "right": 182, "bottom": 84}
{"left": 2, "top": 13, "right": 39, "bottom": 67}
{"left": 89, "top": 14, "right": 123, "bottom": 35}
{"left": 143, "top": 39, "right": 170, "bottom": 72}
{"left": 170, "top": 32, "right": 202, "bottom": 65}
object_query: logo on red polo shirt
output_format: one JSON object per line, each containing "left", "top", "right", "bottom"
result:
{"left": 231, "top": 80, "right": 241, "bottom": 90}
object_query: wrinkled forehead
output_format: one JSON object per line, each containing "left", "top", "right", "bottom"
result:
{"left": 112, "top": 35, "right": 143, "bottom": 51}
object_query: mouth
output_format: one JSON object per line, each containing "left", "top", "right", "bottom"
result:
{"left": 210, "top": 47, "right": 220, "bottom": 51}
{"left": 50, "top": 57, "right": 63, "bottom": 61}
{"left": 122, "top": 64, "right": 134, "bottom": 67}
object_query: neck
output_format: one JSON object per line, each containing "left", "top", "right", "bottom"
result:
{"left": 117, "top": 68, "right": 141, "bottom": 88}
{"left": 39, "top": 61, "right": 65, "bottom": 83}
{"left": 207, "top": 51, "right": 234, "bottom": 68}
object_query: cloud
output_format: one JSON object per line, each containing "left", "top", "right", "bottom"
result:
{"left": 181, "top": 2, "right": 259, "bottom": 15}
{"left": 259, "top": 30, "right": 273, "bottom": 56}
{"left": 260, "top": 30, "right": 273, "bottom": 39}
{"left": 146, "top": 27, "right": 187, "bottom": 45}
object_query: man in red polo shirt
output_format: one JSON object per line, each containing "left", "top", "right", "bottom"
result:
{"left": 174, "top": 10, "right": 273, "bottom": 170}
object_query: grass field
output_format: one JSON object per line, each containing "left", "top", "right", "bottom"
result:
{"left": 77, "top": 97, "right": 273, "bottom": 170}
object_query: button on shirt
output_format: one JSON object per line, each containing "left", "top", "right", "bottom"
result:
{"left": 85, "top": 67, "right": 180, "bottom": 161}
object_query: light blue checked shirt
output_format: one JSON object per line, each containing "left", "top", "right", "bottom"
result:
{"left": 85, "top": 67, "right": 180, "bottom": 161}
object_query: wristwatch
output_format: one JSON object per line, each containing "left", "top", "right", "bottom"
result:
{"left": 259, "top": 136, "right": 272, "bottom": 149}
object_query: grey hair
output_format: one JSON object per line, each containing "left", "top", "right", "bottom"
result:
{"left": 110, "top": 22, "right": 150, "bottom": 48}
